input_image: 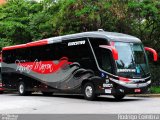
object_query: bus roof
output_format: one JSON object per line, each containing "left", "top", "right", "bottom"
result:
{"left": 61, "top": 31, "right": 141, "bottom": 42}
{"left": 3, "top": 31, "right": 141, "bottom": 51}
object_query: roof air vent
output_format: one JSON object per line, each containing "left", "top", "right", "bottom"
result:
{"left": 98, "top": 29, "right": 104, "bottom": 32}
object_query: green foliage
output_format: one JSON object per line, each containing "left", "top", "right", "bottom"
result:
{"left": 150, "top": 63, "right": 160, "bottom": 86}
{"left": 1, "top": 0, "right": 159, "bottom": 50}
{"left": 0, "top": 0, "right": 56, "bottom": 47}
{"left": 150, "top": 86, "right": 160, "bottom": 93}
{"left": 128, "top": 0, "right": 160, "bottom": 49}
{"left": 0, "top": 0, "right": 32, "bottom": 45}
{"left": 29, "top": 0, "right": 57, "bottom": 40}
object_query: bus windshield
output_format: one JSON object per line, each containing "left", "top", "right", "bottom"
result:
{"left": 114, "top": 42, "right": 149, "bottom": 78}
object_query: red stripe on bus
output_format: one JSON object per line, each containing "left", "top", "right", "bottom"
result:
{"left": 2, "top": 39, "right": 48, "bottom": 51}
{"left": 3, "top": 44, "right": 27, "bottom": 50}
{"left": 118, "top": 77, "right": 131, "bottom": 82}
{"left": 27, "top": 39, "right": 48, "bottom": 47}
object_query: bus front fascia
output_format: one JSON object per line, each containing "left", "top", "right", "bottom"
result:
{"left": 98, "top": 45, "right": 152, "bottom": 88}
{"left": 88, "top": 40, "right": 152, "bottom": 95}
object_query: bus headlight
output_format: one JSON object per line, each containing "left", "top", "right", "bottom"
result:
{"left": 146, "top": 80, "right": 151, "bottom": 84}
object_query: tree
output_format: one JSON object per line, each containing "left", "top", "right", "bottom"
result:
{"left": 0, "top": 0, "right": 57, "bottom": 49}
{"left": 0, "top": 0, "right": 32, "bottom": 47}
{"left": 29, "top": 0, "right": 57, "bottom": 41}
{"left": 128, "top": 0, "right": 160, "bottom": 49}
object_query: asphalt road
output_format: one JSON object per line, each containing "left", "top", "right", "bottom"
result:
{"left": 0, "top": 93, "right": 160, "bottom": 114}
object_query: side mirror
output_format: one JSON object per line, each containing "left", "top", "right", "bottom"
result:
{"left": 99, "top": 45, "right": 118, "bottom": 60}
{"left": 144, "top": 47, "right": 158, "bottom": 62}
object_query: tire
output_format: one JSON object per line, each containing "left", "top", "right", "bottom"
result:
{"left": 42, "top": 92, "right": 53, "bottom": 96}
{"left": 113, "top": 94, "right": 125, "bottom": 101}
{"left": 0, "top": 91, "right": 3, "bottom": 94}
{"left": 83, "top": 82, "right": 96, "bottom": 101}
{"left": 18, "top": 82, "right": 30, "bottom": 96}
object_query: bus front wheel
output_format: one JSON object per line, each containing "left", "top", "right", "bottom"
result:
{"left": 83, "top": 82, "right": 96, "bottom": 101}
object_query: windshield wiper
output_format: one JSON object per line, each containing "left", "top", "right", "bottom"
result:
{"left": 138, "top": 64, "right": 146, "bottom": 77}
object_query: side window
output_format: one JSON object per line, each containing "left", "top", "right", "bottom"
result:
{"left": 28, "top": 43, "right": 65, "bottom": 62}
{"left": 63, "top": 38, "right": 93, "bottom": 61}
{"left": 62, "top": 38, "right": 95, "bottom": 69}
{"left": 15, "top": 48, "right": 29, "bottom": 62}
{"left": 89, "top": 38, "right": 114, "bottom": 73}
{"left": 29, "top": 45, "right": 50, "bottom": 61}
{"left": 89, "top": 38, "right": 109, "bottom": 48}
{"left": 100, "top": 49, "right": 113, "bottom": 73}
{"left": 3, "top": 43, "right": 65, "bottom": 63}
{"left": 3, "top": 48, "right": 30, "bottom": 63}
{"left": 3, "top": 50, "right": 17, "bottom": 63}
{"left": 28, "top": 44, "right": 53, "bottom": 61}
{"left": 2, "top": 51, "right": 9, "bottom": 63}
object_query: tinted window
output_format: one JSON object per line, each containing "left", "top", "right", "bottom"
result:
{"left": 63, "top": 39, "right": 92, "bottom": 61}
{"left": 3, "top": 43, "right": 63, "bottom": 63}
{"left": 3, "top": 48, "right": 29, "bottom": 63}
{"left": 28, "top": 43, "right": 61, "bottom": 61}
{"left": 101, "top": 49, "right": 113, "bottom": 73}
{"left": 90, "top": 38, "right": 114, "bottom": 73}
{"left": 62, "top": 38, "right": 95, "bottom": 69}
{"left": 3, "top": 39, "right": 93, "bottom": 65}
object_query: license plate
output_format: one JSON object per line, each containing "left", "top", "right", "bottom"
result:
{"left": 105, "top": 89, "right": 111, "bottom": 93}
{"left": 135, "top": 89, "right": 141, "bottom": 93}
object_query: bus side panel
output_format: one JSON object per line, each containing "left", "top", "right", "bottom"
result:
{"left": 1, "top": 38, "right": 99, "bottom": 93}
{"left": 1, "top": 64, "right": 42, "bottom": 91}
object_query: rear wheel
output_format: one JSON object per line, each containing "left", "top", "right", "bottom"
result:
{"left": 42, "top": 92, "right": 53, "bottom": 96}
{"left": 18, "top": 82, "right": 31, "bottom": 96}
{"left": 113, "top": 94, "right": 125, "bottom": 100}
{"left": 83, "top": 82, "right": 96, "bottom": 100}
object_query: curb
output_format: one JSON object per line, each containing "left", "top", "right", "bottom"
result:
{"left": 128, "top": 94, "right": 160, "bottom": 97}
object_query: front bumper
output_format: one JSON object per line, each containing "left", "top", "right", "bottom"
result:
{"left": 95, "top": 78, "right": 151, "bottom": 95}
{"left": 111, "top": 84, "right": 150, "bottom": 95}
{"left": 110, "top": 78, "right": 151, "bottom": 89}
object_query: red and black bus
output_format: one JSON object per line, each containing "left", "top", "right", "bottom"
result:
{"left": 1, "top": 31, "right": 158, "bottom": 100}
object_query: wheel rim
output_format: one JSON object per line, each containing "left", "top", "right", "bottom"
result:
{"left": 19, "top": 84, "right": 24, "bottom": 94}
{"left": 85, "top": 86, "right": 93, "bottom": 98}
